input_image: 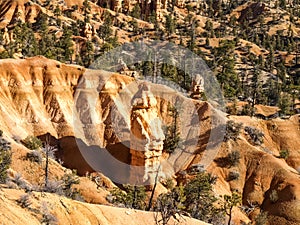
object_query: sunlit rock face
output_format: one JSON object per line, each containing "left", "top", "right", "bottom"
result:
{"left": 130, "top": 83, "right": 165, "bottom": 184}
{"left": 190, "top": 74, "right": 204, "bottom": 99}
{"left": 96, "top": 0, "right": 185, "bottom": 16}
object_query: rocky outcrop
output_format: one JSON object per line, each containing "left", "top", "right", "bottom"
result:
{"left": 0, "top": 56, "right": 84, "bottom": 136}
{"left": 190, "top": 74, "right": 204, "bottom": 99}
{"left": 1, "top": 57, "right": 300, "bottom": 224}
{"left": 0, "top": 0, "right": 44, "bottom": 28}
{"left": 238, "top": 2, "right": 266, "bottom": 24}
{"left": 84, "top": 23, "right": 94, "bottom": 40}
{"left": 129, "top": 83, "right": 165, "bottom": 184}
{"left": 2, "top": 27, "right": 14, "bottom": 45}
{"left": 96, "top": 0, "right": 185, "bottom": 17}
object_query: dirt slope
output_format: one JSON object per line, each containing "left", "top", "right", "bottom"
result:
{"left": 0, "top": 187, "right": 209, "bottom": 225}
{"left": 206, "top": 115, "right": 300, "bottom": 225}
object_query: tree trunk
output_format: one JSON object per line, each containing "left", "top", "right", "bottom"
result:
{"left": 227, "top": 206, "right": 233, "bottom": 225}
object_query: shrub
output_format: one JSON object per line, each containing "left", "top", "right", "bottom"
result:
{"left": 227, "top": 151, "right": 241, "bottom": 167}
{"left": 224, "top": 120, "right": 243, "bottom": 142}
{"left": 187, "top": 164, "right": 205, "bottom": 174}
{"left": 155, "top": 185, "right": 186, "bottom": 225}
{"left": 43, "top": 180, "right": 63, "bottom": 194}
{"left": 214, "top": 151, "right": 241, "bottom": 168}
{"left": 226, "top": 100, "right": 238, "bottom": 115}
{"left": 43, "top": 171, "right": 83, "bottom": 201}
{"left": 183, "top": 172, "right": 224, "bottom": 223}
{"left": 279, "top": 149, "right": 289, "bottom": 159}
{"left": 154, "top": 171, "right": 226, "bottom": 224}
{"left": 255, "top": 211, "right": 268, "bottom": 225}
{"left": 0, "top": 131, "right": 11, "bottom": 183}
{"left": 244, "top": 126, "right": 264, "bottom": 145}
{"left": 109, "top": 185, "right": 146, "bottom": 210}
{"left": 240, "top": 103, "right": 255, "bottom": 116}
{"left": 10, "top": 173, "right": 30, "bottom": 190}
{"left": 227, "top": 171, "right": 240, "bottom": 181}
{"left": 269, "top": 190, "right": 279, "bottom": 203}
{"left": 61, "top": 171, "right": 82, "bottom": 201}
{"left": 162, "top": 178, "right": 175, "bottom": 190}
{"left": 40, "top": 201, "right": 58, "bottom": 225}
{"left": 23, "top": 136, "right": 42, "bottom": 150}
{"left": 17, "top": 194, "right": 32, "bottom": 208}
{"left": 241, "top": 200, "right": 257, "bottom": 215}
{"left": 26, "top": 150, "right": 43, "bottom": 163}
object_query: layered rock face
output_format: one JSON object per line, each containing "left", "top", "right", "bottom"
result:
{"left": 129, "top": 83, "right": 165, "bottom": 184}
{"left": 0, "top": 56, "right": 83, "bottom": 136}
{"left": 0, "top": 0, "right": 187, "bottom": 29}
{"left": 0, "top": 0, "right": 42, "bottom": 28}
{"left": 1, "top": 57, "right": 300, "bottom": 224}
{"left": 96, "top": 0, "right": 185, "bottom": 15}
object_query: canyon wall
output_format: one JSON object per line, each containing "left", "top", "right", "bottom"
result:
{"left": 1, "top": 57, "right": 300, "bottom": 224}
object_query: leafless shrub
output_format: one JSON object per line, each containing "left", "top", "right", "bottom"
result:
{"left": 43, "top": 180, "right": 63, "bottom": 194}
{"left": 228, "top": 151, "right": 241, "bottom": 167}
{"left": 244, "top": 126, "right": 264, "bottom": 145}
{"left": 227, "top": 171, "right": 240, "bottom": 181}
{"left": 214, "top": 150, "right": 241, "bottom": 168}
{"left": 269, "top": 190, "right": 279, "bottom": 203}
{"left": 224, "top": 120, "right": 243, "bottom": 142}
{"left": 240, "top": 200, "right": 257, "bottom": 215}
{"left": 9, "top": 173, "right": 31, "bottom": 190}
{"left": 255, "top": 211, "right": 268, "bottom": 225}
{"left": 26, "top": 150, "right": 43, "bottom": 163}
{"left": 17, "top": 194, "right": 32, "bottom": 208}
{"left": 40, "top": 201, "right": 58, "bottom": 225}
{"left": 42, "top": 145, "right": 57, "bottom": 160}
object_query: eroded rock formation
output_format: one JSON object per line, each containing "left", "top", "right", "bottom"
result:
{"left": 238, "top": 2, "right": 266, "bottom": 24}
{"left": 84, "top": 23, "right": 94, "bottom": 39}
{"left": 1, "top": 57, "right": 300, "bottom": 224}
{"left": 190, "top": 74, "right": 204, "bottom": 99}
{"left": 130, "top": 83, "right": 165, "bottom": 184}
{"left": 96, "top": 0, "right": 185, "bottom": 17}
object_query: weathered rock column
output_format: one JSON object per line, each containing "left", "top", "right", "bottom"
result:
{"left": 130, "top": 83, "right": 165, "bottom": 184}
{"left": 190, "top": 74, "right": 204, "bottom": 99}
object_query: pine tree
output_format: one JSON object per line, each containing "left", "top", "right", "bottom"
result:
{"left": 11, "top": 22, "right": 38, "bottom": 57}
{"left": 35, "top": 13, "right": 56, "bottom": 58}
{"left": 98, "top": 11, "right": 113, "bottom": 43}
{"left": 82, "top": 0, "right": 91, "bottom": 23}
{"left": 214, "top": 40, "right": 240, "bottom": 97}
{"left": 142, "top": 60, "right": 154, "bottom": 78}
{"left": 165, "top": 14, "right": 176, "bottom": 37}
{"left": 250, "top": 68, "right": 264, "bottom": 112}
{"left": 163, "top": 105, "right": 181, "bottom": 154}
{"left": 81, "top": 40, "right": 94, "bottom": 67}
{"left": 183, "top": 172, "right": 224, "bottom": 223}
{"left": 130, "top": 4, "right": 141, "bottom": 19}
{"left": 187, "top": 21, "right": 197, "bottom": 52}
{"left": 60, "top": 25, "right": 74, "bottom": 62}
{"left": 130, "top": 19, "right": 139, "bottom": 35}
{"left": 0, "top": 130, "right": 11, "bottom": 183}
{"left": 110, "top": 185, "right": 146, "bottom": 210}
{"left": 223, "top": 192, "right": 242, "bottom": 225}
